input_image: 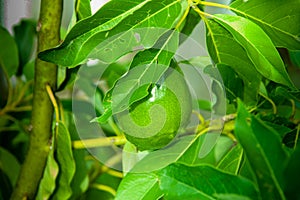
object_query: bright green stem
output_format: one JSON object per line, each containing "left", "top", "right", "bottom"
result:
{"left": 10, "top": 0, "right": 63, "bottom": 199}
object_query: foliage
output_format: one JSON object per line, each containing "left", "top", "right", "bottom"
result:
{"left": 1, "top": 0, "right": 300, "bottom": 199}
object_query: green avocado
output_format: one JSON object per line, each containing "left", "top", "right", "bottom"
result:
{"left": 115, "top": 65, "right": 192, "bottom": 151}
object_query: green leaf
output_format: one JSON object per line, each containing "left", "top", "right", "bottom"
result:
{"left": 0, "top": 147, "right": 20, "bottom": 186}
{"left": 230, "top": 0, "right": 300, "bottom": 50}
{"left": 131, "top": 135, "right": 198, "bottom": 173}
{"left": 75, "top": 0, "right": 92, "bottom": 20}
{"left": 235, "top": 100, "right": 289, "bottom": 200}
{"left": 66, "top": 112, "right": 89, "bottom": 199}
{"left": 212, "top": 14, "right": 294, "bottom": 88}
{"left": 115, "top": 173, "right": 163, "bottom": 200}
{"left": 205, "top": 19, "right": 260, "bottom": 104}
{"left": 159, "top": 163, "right": 259, "bottom": 200}
{"left": 178, "top": 135, "right": 233, "bottom": 167}
{"left": 39, "top": 0, "right": 186, "bottom": 67}
{"left": 284, "top": 143, "right": 300, "bottom": 200}
{"left": 13, "top": 20, "right": 36, "bottom": 73}
{"left": 52, "top": 122, "right": 76, "bottom": 200}
{"left": 36, "top": 137, "right": 59, "bottom": 200}
{"left": 0, "top": 26, "right": 19, "bottom": 77}
{"left": 217, "top": 144, "right": 243, "bottom": 174}
{"left": 94, "top": 31, "right": 179, "bottom": 123}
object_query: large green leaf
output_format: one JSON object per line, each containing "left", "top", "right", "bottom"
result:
{"left": 235, "top": 100, "right": 289, "bottom": 200}
{"left": 52, "top": 122, "right": 76, "bottom": 200}
{"left": 159, "top": 163, "right": 259, "bottom": 200}
{"left": 212, "top": 14, "right": 294, "bottom": 88}
{"left": 75, "top": 0, "right": 92, "bottom": 20}
{"left": 0, "top": 26, "right": 19, "bottom": 77}
{"left": 93, "top": 30, "right": 179, "bottom": 123}
{"left": 115, "top": 173, "right": 163, "bottom": 200}
{"left": 205, "top": 19, "right": 261, "bottom": 104}
{"left": 39, "top": 0, "right": 186, "bottom": 67}
{"left": 230, "top": 0, "right": 300, "bottom": 50}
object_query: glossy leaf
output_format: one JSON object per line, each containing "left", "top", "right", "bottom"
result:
{"left": 115, "top": 173, "right": 163, "bottom": 200}
{"left": 230, "top": 0, "right": 300, "bottom": 50}
{"left": 212, "top": 14, "right": 294, "bottom": 88}
{"left": 205, "top": 19, "right": 260, "bottom": 104}
{"left": 75, "top": 0, "right": 92, "bottom": 20}
{"left": 52, "top": 122, "right": 76, "bottom": 200}
{"left": 0, "top": 26, "right": 19, "bottom": 77}
{"left": 235, "top": 100, "right": 289, "bottom": 200}
{"left": 39, "top": 0, "right": 186, "bottom": 66}
{"left": 159, "top": 163, "right": 259, "bottom": 200}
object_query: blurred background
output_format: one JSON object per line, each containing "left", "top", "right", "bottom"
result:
{"left": 0, "top": 0, "right": 109, "bottom": 32}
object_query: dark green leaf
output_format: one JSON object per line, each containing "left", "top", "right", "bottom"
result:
{"left": 115, "top": 173, "right": 163, "bottom": 200}
{"left": 39, "top": 0, "right": 186, "bottom": 66}
{"left": 235, "top": 100, "right": 289, "bottom": 200}
{"left": 230, "top": 0, "right": 300, "bottom": 50}
{"left": 13, "top": 19, "right": 36, "bottom": 74}
{"left": 52, "top": 122, "right": 76, "bottom": 200}
{"left": 159, "top": 163, "right": 259, "bottom": 200}
{"left": 75, "top": 0, "right": 92, "bottom": 20}
{"left": 284, "top": 143, "right": 300, "bottom": 200}
{"left": 205, "top": 19, "right": 260, "bottom": 104}
{"left": 290, "top": 50, "right": 300, "bottom": 67}
{"left": 274, "top": 86, "right": 300, "bottom": 102}
{"left": 213, "top": 14, "right": 294, "bottom": 88}
{"left": 0, "top": 66, "right": 9, "bottom": 108}
{"left": 0, "top": 147, "right": 20, "bottom": 186}
{"left": 0, "top": 26, "right": 19, "bottom": 77}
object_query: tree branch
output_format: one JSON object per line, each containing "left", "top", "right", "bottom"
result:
{"left": 11, "top": 0, "right": 63, "bottom": 199}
